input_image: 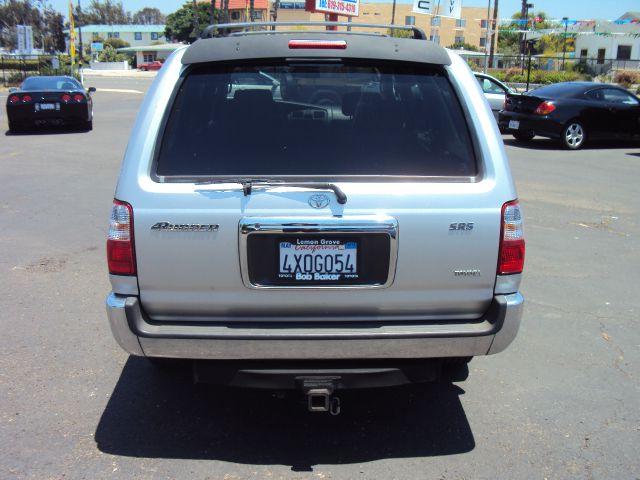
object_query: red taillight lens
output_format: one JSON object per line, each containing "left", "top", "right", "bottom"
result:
{"left": 534, "top": 100, "right": 556, "bottom": 115}
{"left": 107, "top": 200, "right": 136, "bottom": 275}
{"left": 73, "top": 93, "right": 84, "bottom": 102}
{"left": 22, "top": 95, "right": 32, "bottom": 102}
{"left": 61, "top": 94, "right": 71, "bottom": 102}
{"left": 498, "top": 200, "right": 525, "bottom": 275}
{"left": 288, "top": 39, "right": 347, "bottom": 49}
{"left": 9, "top": 95, "right": 20, "bottom": 103}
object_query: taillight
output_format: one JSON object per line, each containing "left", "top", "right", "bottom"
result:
{"left": 534, "top": 101, "right": 556, "bottom": 115}
{"left": 22, "top": 95, "right": 32, "bottom": 102}
{"left": 288, "top": 39, "right": 347, "bottom": 49}
{"left": 73, "top": 93, "right": 84, "bottom": 102}
{"left": 498, "top": 200, "right": 525, "bottom": 275}
{"left": 61, "top": 94, "right": 71, "bottom": 102}
{"left": 107, "top": 200, "right": 136, "bottom": 275}
{"left": 9, "top": 95, "right": 20, "bottom": 103}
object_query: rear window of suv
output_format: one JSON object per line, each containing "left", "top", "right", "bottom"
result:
{"left": 156, "top": 62, "right": 477, "bottom": 179}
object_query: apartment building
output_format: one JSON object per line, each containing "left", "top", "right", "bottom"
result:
{"left": 273, "top": 3, "right": 496, "bottom": 51}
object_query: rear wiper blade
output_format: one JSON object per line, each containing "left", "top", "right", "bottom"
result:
{"left": 196, "top": 179, "right": 347, "bottom": 204}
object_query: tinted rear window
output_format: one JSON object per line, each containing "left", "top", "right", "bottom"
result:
{"left": 156, "top": 62, "right": 477, "bottom": 178}
{"left": 22, "top": 76, "right": 81, "bottom": 91}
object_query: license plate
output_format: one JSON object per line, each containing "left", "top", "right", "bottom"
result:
{"left": 279, "top": 239, "right": 358, "bottom": 282}
{"left": 509, "top": 120, "right": 520, "bottom": 130}
{"left": 35, "top": 103, "right": 58, "bottom": 111}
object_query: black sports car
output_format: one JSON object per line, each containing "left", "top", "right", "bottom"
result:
{"left": 6, "top": 76, "right": 95, "bottom": 132}
{"left": 499, "top": 81, "right": 640, "bottom": 149}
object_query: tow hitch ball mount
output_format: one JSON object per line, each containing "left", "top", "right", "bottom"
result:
{"left": 301, "top": 379, "right": 341, "bottom": 416}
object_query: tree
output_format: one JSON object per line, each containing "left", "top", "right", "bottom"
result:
{"left": 77, "top": 0, "right": 131, "bottom": 25}
{"left": 0, "top": 0, "right": 65, "bottom": 52}
{"left": 133, "top": 7, "right": 166, "bottom": 25}
{"left": 42, "top": 6, "right": 65, "bottom": 52}
{"left": 165, "top": 2, "right": 217, "bottom": 43}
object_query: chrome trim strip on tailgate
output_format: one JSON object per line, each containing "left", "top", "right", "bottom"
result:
{"left": 238, "top": 216, "right": 399, "bottom": 289}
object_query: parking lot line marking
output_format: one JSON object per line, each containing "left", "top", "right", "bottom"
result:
{"left": 96, "top": 88, "right": 143, "bottom": 94}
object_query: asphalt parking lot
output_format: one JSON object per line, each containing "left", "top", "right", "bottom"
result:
{"left": 1, "top": 76, "right": 638, "bottom": 479}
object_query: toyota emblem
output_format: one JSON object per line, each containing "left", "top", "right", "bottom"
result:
{"left": 308, "top": 194, "right": 330, "bottom": 209}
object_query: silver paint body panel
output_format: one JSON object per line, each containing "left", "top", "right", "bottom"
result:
{"left": 107, "top": 40, "right": 524, "bottom": 360}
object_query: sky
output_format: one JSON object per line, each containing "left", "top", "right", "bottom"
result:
{"left": 49, "top": 0, "right": 640, "bottom": 22}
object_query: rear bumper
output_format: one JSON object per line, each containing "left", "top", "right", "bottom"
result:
{"left": 106, "top": 292, "right": 523, "bottom": 360}
{"left": 498, "top": 111, "right": 564, "bottom": 138}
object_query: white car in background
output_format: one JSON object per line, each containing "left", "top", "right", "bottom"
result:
{"left": 474, "top": 72, "right": 514, "bottom": 122}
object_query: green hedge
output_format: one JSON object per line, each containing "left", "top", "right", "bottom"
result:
{"left": 488, "top": 68, "right": 587, "bottom": 84}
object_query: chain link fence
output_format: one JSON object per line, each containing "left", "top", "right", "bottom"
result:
{"left": 464, "top": 54, "right": 640, "bottom": 77}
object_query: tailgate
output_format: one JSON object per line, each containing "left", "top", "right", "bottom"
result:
{"left": 133, "top": 184, "right": 501, "bottom": 321}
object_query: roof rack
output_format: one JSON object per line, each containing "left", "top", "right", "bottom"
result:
{"left": 201, "top": 21, "right": 427, "bottom": 40}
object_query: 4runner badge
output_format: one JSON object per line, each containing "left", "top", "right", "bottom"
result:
{"left": 151, "top": 222, "right": 219, "bottom": 232}
{"left": 308, "top": 194, "right": 330, "bottom": 209}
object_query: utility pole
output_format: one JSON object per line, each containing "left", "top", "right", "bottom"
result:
{"left": 391, "top": 0, "right": 397, "bottom": 25}
{"left": 519, "top": 0, "right": 527, "bottom": 55}
{"left": 489, "top": 0, "right": 498, "bottom": 68}
{"left": 483, "top": 0, "right": 491, "bottom": 72}
{"left": 521, "top": 2, "right": 532, "bottom": 74}
{"left": 562, "top": 16, "right": 568, "bottom": 71}
{"left": 211, "top": 0, "right": 216, "bottom": 28}
{"left": 250, "top": 0, "right": 255, "bottom": 22}
{"left": 77, "top": 0, "right": 84, "bottom": 84}
{"left": 192, "top": 0, "right": 200, "bottom": 40}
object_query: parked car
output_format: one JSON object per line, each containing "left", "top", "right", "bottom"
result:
{"left": 5, "top": 75, "right": 95, "bottom": 132}
{"left": 106, "top": 23, "right": 525, "bottom": 412}
{"left": 474, "top": 72, "right": 514, "bottom": 122}
{"left": 138, "top": 60, "right": 163, "bottom": 71}
{"left": 499, "top": 81, "right": 640, "bottom": 149}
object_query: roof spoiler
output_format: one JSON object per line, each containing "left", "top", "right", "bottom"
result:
{"left": 200, "top": 21, "right": 427, "bottom": 40}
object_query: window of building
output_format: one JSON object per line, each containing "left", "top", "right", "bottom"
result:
{"left": 151, "top": 32, "right": 159, "bottom": 40}
{"left": 617, "top": 45, "right": 632, "bottom": 60}
{"left": 143, "top": 53, "right": 156, "bottom": 62}
{"left": 134, "top": 32, "right": 142, "bottom": 40}
{"left": 580, "top": 49, "right": 588, "bottom": 58}
{"left": 480, "top": 19, "right": 488, "bottom": 28}
{"left": 107, "top": 32, "right": 120, "bottom": 39}
{"left": 597, "top": 48, "right": 605, "bottom": 64}
{"left": 455, "top": 19, "right": 466, "bottom": 28}
{"left": 231, "top": 10, "right": 240, "bottom": 20}
{"left": 431, "top": 17, "right": 440, "bottom": 26}
{"left": 92, "top": 32, "right": 100, "bottom": 40}
{"left": 455, "top": 36, "right": 465, "bottom": 44}
{"left": 479, "top": 37, "right": 486, "bottom": 47}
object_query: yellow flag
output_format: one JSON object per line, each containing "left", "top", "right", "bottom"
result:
{"left": 68, "top": 0, "right": 76, "bottom": 65}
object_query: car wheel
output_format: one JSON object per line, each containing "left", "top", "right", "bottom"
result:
{"left": 562, "top": 121, "right": 586, "bottom": 150}
{"left": 513, "top": 131, "right": 534, "bottom": 142}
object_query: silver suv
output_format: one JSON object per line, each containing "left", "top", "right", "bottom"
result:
{"left": 106, "top": 22, "right": 524, "bottom": 410}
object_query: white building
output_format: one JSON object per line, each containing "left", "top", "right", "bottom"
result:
{"left": 574, "top": 12, "right": 640, "bottom": 71}
{"left": 69, "top": 24, "right": 167, "bottom": 49}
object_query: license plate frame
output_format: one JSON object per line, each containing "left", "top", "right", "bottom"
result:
{"left": 239, "top": 216, "right": 399, "bottom": 289}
